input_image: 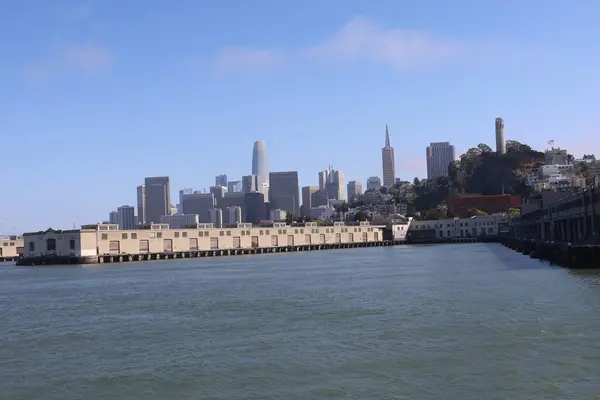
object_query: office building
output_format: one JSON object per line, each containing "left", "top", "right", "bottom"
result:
{"left": 318, "top": 170, "right": 329, "bottom": 190}
{"left": 301, "top": 186, "right": 318, "bottom": 217}
{"left": 215, "top": 174, "right": 227, "bottom": 187}
{"left": 426, "top": 142, "right": 456, "bottom": 179}
{"left": 311, "top": 190, "right": 329, "bottom": 207}
{"left": 181, "top": 192, "right": 215, "bottom": 223}
{"left": 382, "top": 125, "right": 396, "bottom": 187}
{"left": 495, "top": 118, "right": 506, "bottom": 154}
{"left": 109, "top": 211, "right": 118, "bottom": 224}
{"left": 242, "top": 174, "right": 259, "bottom": 192}
{"left": 367, "top": 176, "right": 382, "bottom": 191}
{"left": 117, "top": 205, "right": 136, "bottom": 230}
{"left": 228, "top": 180, "right": 242, "bottom": 193}
{"left": 136, "top": 185, "right": 146, "bottom": 224}
{"left": 144, "top": 176, "right": 170, "bottom": 223}
{"left": 210, "top": 185, "right": 228, "bottom": 208}
{"left": 252, "top": 140, "right": 269, "bottom": 185}
{"left": 244, "top": 191, "right": 266, "bottom": 224}
{"left": 220, "top": 192, "right": 246, "bottom": 224}
{"left": 347, "top": 181, "right": 363, "bottom": 199}
{"left": 160, "top": 214, "right": 199, "bottom": 229}
{"left": 269, "top": 171, "right": 300, "bottom": 216}
{"left": 260, "top": 182, "right": 269, "bottom": 202}
{"left": 209, "top": 208, "right": 223, "bottom": 228}
{"left": 228, "top": 206, "right": 243, "bottom": 225}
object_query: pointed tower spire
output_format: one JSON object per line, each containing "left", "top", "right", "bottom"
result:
{"left": 385, "top": 124, "right": 390, "bottom": 148}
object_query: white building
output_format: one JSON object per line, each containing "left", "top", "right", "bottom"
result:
{"left": 540, "top": 164, "right": 573, "bottom": 178}
{"left": 270, "top": 209, "right": 287, "bottom": 221}
{"left": 406, "top": 215, "right": 510, "bottom": 240}
{"left": 426, "top": 142, "right": 455, "bottom": 179}
{"left": 160, "top": 214, "right": 200, "bottom": 229}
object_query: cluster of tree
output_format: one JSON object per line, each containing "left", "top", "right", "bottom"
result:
{"left": 450, "top": 140, "right": 545, "bottom": 198}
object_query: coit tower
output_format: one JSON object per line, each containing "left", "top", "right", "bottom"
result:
{"left": 495, "top": 117, "right": 506, "bottom": 154}
{"left": 252, "top": 140, "right": 269, "bottom": 185}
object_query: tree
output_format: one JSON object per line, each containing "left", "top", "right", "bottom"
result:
{"left": 354, "top": 210, "right": 368, "bottom": 221}
{"left": 508, "top": 208, "right": 520, "bottom": 216}
{"left": 285, "top": 213, "right": 294, "bottom": 224}
{"left": 506, "top": 140, "right": 532, "bottom": 153}
{"left": 379, "top": 186, "right": 388, "bottom": 195}
{"left": 477, "top": 143, "right": 493, "bottom": 153}
{"left": 423, "top": 209, "right": 445, "bottom": 220}
{"left": 467, "top": 208, "right": 488, "bottom": 217}
{"left": 413, "top": 177, "right": 420, "bottom": 186}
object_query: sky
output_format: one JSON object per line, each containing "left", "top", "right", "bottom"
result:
{"left": 1, "top": 0, "right": 599, "bottom": 233}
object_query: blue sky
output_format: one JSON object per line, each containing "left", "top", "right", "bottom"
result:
{"left": 1, "top": 0, "right": 599, "bottom": 232}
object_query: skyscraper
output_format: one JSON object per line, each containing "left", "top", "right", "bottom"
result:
{"left": 144, "top": 176, "right": 171, "bottom": 223}
{"left": 367, "top": 176, "right": 381, "bottom": 191}
{"left": 227, "top": 180, "right": 242, "bottom": 193}
{"left": 322, "top": 165, "right": 344, "bottom": 200}
{"left": 117, "top": 205, "right": 136, "bottom": 230}
{"left": 242, "top": 174, "right": 259, "bottom": 192}
{"left": 426, "top": 142, "right": 456, "bottom": 179}
{"left": 181, "top": 192, "right": 214, "bottom": 223}
{"left": 215, "top": 174, "right": 227, "bottom": 187}
{"left": 347, "top": 181, "right": 363, "bottom": 199}
{"left": 136, "top": 185, "right": 146, "bottom": 224}
{"left": 318, "top": 169, "right": 329, "bottom": 190}
{"left": 252, "top": 140, "right": 268, "bottom": 185}
{"left": 495, "top": 118, "right": 506, "bottom": 154}
{"left": 301, "top": 186, "right": 318, "bottom": 217}
{"left": 382, "top": 125, "right": 396, "bottom": 187}
{"left": 269, "top": 171, "right": 300, "bottom": 216}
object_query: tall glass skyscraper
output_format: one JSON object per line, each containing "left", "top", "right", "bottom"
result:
{"left": 252, "top": 140, "right": 269, "bottom": 185}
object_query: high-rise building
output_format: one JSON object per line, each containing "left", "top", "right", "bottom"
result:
{"left": 318, "top": 169, "right": 329, "bottom": 190}
{"left": 347, "top": 181, "right": 363, "bottom": 199}
{"left": 495, "top": 118, "right": 506, "bottom": 154}
{"left": 426, "top": 142, "right": 456, "bottom": 179}
{"left": 209, "top": 208, "right": 223, "bottom": 228}
{"left": 144, "top": 176, "right": 170, "bottom": 223}
{"left": 109, "top": 211, "right": 118, "bottom": 224}
{"left": 228, "top": 206, "right": 243, "bottom": 225}
{"left": 227, "top": 180, "right": 242, "bottom": 193}
{"left": 367, "top": 176, "right": 382, "bottom": 191}
{"left": 311, "top": 190, "right": 329, "bottom": 207}
{"left": 260, "top": 182, "right": 269, "bottom": 202}
{"left": 301, "top": 186, "right": 318, "bottom": 217}
{"left": 215, "top": 174, "right": 228, "bottom": 187}
{"left": 136, "top": 185, "right": 146, "bottom": 224}
{"left": 117, "top": 205, "right": 136, "bottom": 230}
{"left": 252, "top": 140, "right": 268, "bottom": 185}
{"left": 220, "top": 192, "right": 246, "bottom": 224}
{"left": 210, "top": 185, "right": 228, "bottom": 208}
{"left": 269, "top": 171, "right": 300, "bottom": 216}
{"left": 321, "top": 165, "right": 344, "bottom": 200}
{"left": 244, "top": 192, "right": 266, "bottom": 224}
{"left": 242, "top": 174, "right": 259, "bottom": 192}
{"left": 181, "top": 192, "right": 214, "bottom": 223}
{"left": 382, "top": 125, "right": 396, "bottom": 187}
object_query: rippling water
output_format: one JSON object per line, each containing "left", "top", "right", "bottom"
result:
{"left": 1, "top": 243, "right": 600, "bottom": 399}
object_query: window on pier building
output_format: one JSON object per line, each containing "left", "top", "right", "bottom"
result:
{"left": 46, "top": 238, "right": 56, "bottom": 251}
{"left": 228, "top": 231, "right": 232, "bottom": 236}
{"left": 70, "top": 239, "right": 75, "bottom": 250}
{"left": 29, "top": 242, "right": 34, "bottom": 251}
{"left": 157, "top": 232, "right": 162, "bottom": 239}
{"left": 122, "top": 233, "right": 128, "bottom": 239}
{"left": 219, "top": 231, "right": 224, "bottom": 236}
{"left": 182, "top": 232, "right": 187, "bottom": 238}
{"left": 101, "top": 233, "right": 108, "bottom": 240}
{"left": 131, "top": 233, "right": 137, "bottom": 239}
{"left": 175, "top": 232, "right": 180, "bottom": 238}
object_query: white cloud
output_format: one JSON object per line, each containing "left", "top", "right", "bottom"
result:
{"left": 23, "top": 43, "right": 111, "bottom": 81}
{"left": 63, "top": 44, "right": 111, "bottom": 70}
{"left": 305, "top": 18, "right": 463, "bottom": 68}
{"left": 214, "top": 47, "right": 284, "bottom": 72}
{"left": 213, "top": 17, "right": 464, "bottom": 71}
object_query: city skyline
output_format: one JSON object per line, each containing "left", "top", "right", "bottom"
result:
{"left": 2, "top": 1, "right": 600, "bottom": 231}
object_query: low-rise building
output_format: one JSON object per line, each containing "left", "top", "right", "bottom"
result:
{"left": 407, "top": 215, "right": 509, "bottom": 240}
{"left": 160, "top": 214, "right": 200, "bottom": 229}
{"left": 20, "top": 222, "right": 385, "bottom": 264}
{"left": 0, "top": 235, "right": 24, "bottom": 261}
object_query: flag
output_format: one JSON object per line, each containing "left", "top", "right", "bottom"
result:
{"left": 548, "top": 140, "right": 555, "bottom": 146}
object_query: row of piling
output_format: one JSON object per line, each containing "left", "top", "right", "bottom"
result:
{"left": 501, "top": 237, "right": 600, "bottom": 269}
